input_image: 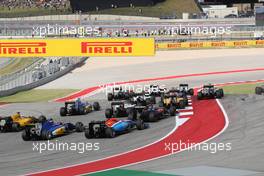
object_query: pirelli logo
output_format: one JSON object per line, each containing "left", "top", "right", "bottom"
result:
{"left": 0, "top": 42, "right": 47, "bottom": 55}
{"left": 0, "top": 38, "right": 154, "bottom": 57}
{"left": 81, "top": 42, "right": 133, "bottom": 54}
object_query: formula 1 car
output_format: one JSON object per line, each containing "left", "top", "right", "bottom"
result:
{"left": 60, "top": 99, "right": 100, "bottom": 116}
{"left": 105, "top": 101, "right": 137, "bottom": 119}
{"left": 146, "top": 85, "right": 167, "bottom": 96}
{"left": 167, "top": 85, "right": 193, "bottom": 98}
{"left": 160, "top": 93, "right": 187, "bottom": 109}
{"left": 22, "top": 118, "right": 84, "bottom": 141}
{"left": 107, "top": 87, "right": 134, "bottom": 101}
{"left": 0, "top": 112, "right": 44, "bottom": 132}
{"left": 138, "top": 104, "right": 176, "bottom": 122}
{"left": 197, "top": 84, "right": 224, "bottom": 100}
{"left": 130, "top": 92, "right": 156, "bottom": 106}
{"left": 84, "top": 118, "right": 148, "bottom": 139}
{"left": 178, "top": 84, "right": 194, "bottom": 96}
{"left": 255, "top": 85, "right": 264, "bottom": 95}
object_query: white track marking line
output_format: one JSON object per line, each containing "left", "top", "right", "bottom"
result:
{"left": 179, "top": 112, "right": 194, "bottom": 116}
{"left": 184, "top": 106, "right": 193, "bottom": 110}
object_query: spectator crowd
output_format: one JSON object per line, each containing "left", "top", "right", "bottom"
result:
{"left": 0, "top": 0, "right": 69, "bottom": 10}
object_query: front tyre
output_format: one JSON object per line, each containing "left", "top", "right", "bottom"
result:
{"left": 105, "top": 127, "right": 115, "bottom": 138}
{"left": 255, "top": 87, "right": 263, "bottom": 95}
{"left": 60, "top": 107, "right": 67, "bottom": 116}
{"left": 105, "top": 108, "right": 113, "bottom": 119}
{"left": 93, "top": 102, "right": 100, "bottom": 111}
{"left": 22, "top": 130, "right": 31, "bottom": 141}
{"left": 75, "top": 122, "right": 84, "bottom": 132}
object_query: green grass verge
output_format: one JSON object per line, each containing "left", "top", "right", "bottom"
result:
{"left": 222, "top": 83, "right": 263, "bottom": 95}
{"left": 0, "top": 7, "right": 71, "bottom": 18}
{"left": 0, "top": 58, "right": 37, "bottom": 76}
{"left": 0, "top": 89, "right": 79, "bottom": 103}
{"left": 89, "top": 0, "right": 200, "bottom": 18}
{"left": 87, "top": 169, "right": 177, "bottom": 176}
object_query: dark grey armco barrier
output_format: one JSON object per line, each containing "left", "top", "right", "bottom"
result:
{"left": 0, "top": 57, "right": 87, "bottom": 97}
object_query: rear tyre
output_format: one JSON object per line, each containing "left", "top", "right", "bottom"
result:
{"left": 85, "top": 128, "right": 93, "bottom": 139}
{"left": 127, "top": 109, "right": 137, "bottom": 121}
{"left": 75, "top": 122, "right": 84, "bottom": 132}
{"left": 107, "top": 93, "right": 114, "bottom": 101}
{"left": 197, "top": 92, "right": 203, "bottom": 100}
{"left": 136, "top": 119, "right": 145, "bottom": 130}
{"left": 22, "top": 130, "right": 31, "bottom": 141}
{"left": 105, "top": 108, "right": 113, "bottom": 119}
{"left": 148, "top": 112, "right": 158, "bottom": 122}
{"left": 188, "top": 88, "right": 194, "bottom": 96}
{"left": 215, "top": 90, "right": 222, "bottom": 99}
{"left": 60, "top": 107, "right": 67, "bottom": 116}
{"left": 219, "top": 89, "right": 224, "bottom": 97}
{"left": 45, "top": 131, "right": 52, "bottom": 140}
{"left": 38, "top": 115, "right": 47, "bottom": 123}
{"left": 93, "top": 102, "right": 100, "bottom": 111}
{"left": 255, "top": 87, "right": 263, "bottom": 95}
{"left": 178, "top": 100, "right": 185, "bottom": 109}
{"left": 169, "top": 106, "right": 176, "bottom": 116}
{"left": 105, "top": 127, "right": 115, "bottom": 138}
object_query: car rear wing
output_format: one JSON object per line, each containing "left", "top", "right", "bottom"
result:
{"left": 65, "top": 101, "right": 75, "bottom": 105}
{"left": 179, "top": 84, "right": 189, "bottom": 87}
{"left": 203, "top": 85, "right": 214, "bottom": 89}
{"left": 111, "top": 101, "right": 125, "bottom": 106}
{"left": 134, "top": 106, "right": 146, "bottom": 110}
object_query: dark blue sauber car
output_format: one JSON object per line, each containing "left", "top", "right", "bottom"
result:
{"left": 22, "top": 118, "right": 84, "bottom": 141}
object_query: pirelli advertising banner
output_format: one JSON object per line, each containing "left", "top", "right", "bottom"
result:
{"left": 0, "top": 38, "right": 155, "bottom": 57}
{"left": 156, "top": 40, "right": 264, "bottom": 50}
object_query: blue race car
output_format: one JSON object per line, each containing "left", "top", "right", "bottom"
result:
{"left": 22, "top": 118, "right": 84, "bottom": 141}
{"left": 84, "top": 118, "right": 148, "bottom": 139}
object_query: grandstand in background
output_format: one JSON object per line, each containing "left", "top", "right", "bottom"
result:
{"left": 199, "top": 0, "right": 260, "bottom": 5}
{"left": 70, "top": 0, "right": 165, "bottom": 12}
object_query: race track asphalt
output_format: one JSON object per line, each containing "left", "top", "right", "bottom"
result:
{"left": 0, "top": 49, "right": 264, "bottom": 176}
{"left": 126, "top": 94, "right": 264, "bottom": 176}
